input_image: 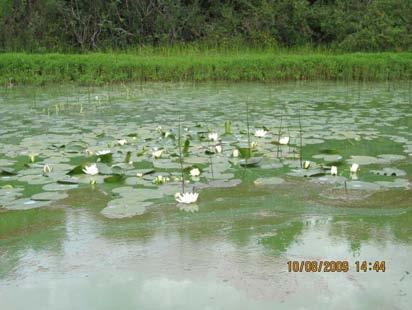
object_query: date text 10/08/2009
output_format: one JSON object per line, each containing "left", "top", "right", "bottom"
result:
{"left": 287, "top": 261, "right": 386, "bottom": 273}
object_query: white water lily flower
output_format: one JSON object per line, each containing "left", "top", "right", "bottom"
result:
{"left": 254, "top": 129, "right": 267, "bottom": 138}
{"left": 190, "top": 168, "right": 201, "bottom": 177}
{"left": 208, "top": 132, "right": 218, "bottom": 142}
{"left": 85, "top": 149, "right": 94, "bottom": 156}
{"left": 43, "top": 164, "right": 52, "bottom": 174}
{"left": 279, "top": 136, "right": 290, "bottom": 145}
{"left": 95, "top": 149, "right": 111, "bottom": 156}
{"left": 117, "top": 139, "right": 127, "bottom": 146}
{"left": 175, "top": 192, "right": 199, "bottom": 204}
{"left": 83, "top": 163, "right": 99, "bottom": 175}
{"left": 303, "top": 161, "right": 311, "bottom": 169}
{"left": 152, "top": 149, "right": 164, "bottom": 159}
{"left": 331, "top": 166, "right": 338, "bottom": 176}
{"left": 136, "top": 172, "right": 143, "bottom": 177}
{"left": 232, "top": 149, "right": 239, "bottom": 158}
{"left": 350, "top": 163, "right": 359, "bottom": 173}
{"left": 215, "top": 144, "right": 222, "bottom": 153}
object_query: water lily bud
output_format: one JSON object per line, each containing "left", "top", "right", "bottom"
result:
{"left": 331, "top": 166, "right": 338, "bottom": 176}
{"left": 304, "top": 161, "right": 310, "bottom": 169}
{"left": 232, "top": 149, "right": 239, "bottom": 158}
{"left": 350, "top": 163, "right": 359, "bottom": 173}
{"left": 29, "top": 154, "right": 36, "bottom": 163}
{"left": 43, "top": 164, "right": 52, "bottom": 174}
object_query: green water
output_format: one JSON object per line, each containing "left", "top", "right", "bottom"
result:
{"left": 0, "top": 81, "right": 411, "bottom": 309}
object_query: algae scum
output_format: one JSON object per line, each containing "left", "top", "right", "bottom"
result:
{"left": 0, "top": 82, "right": 411, "bottom": 309}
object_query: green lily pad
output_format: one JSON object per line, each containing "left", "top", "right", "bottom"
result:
{"left": 101, "top": 199, "right": 152, "bottom": 219}
{"left": 1, "top": 168, "right": 17, "bottom": 176}
{"left": 238, "top": 157, "right": 262, "bottom": 167}
{"left": 370, "top": 168, "right": 406, "bottom": 177}
{"left": 57, "top": 178, "right": 80, "bottom": 184}
{"left": 31, "top": 191, "right": 68, "bottom": 201}
{"left": 3, "top": 198, "right": 51, "bottom": 210}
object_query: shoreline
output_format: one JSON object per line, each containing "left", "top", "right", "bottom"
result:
{"left": 1, "top": 52, "right": 411, "bottom": 86}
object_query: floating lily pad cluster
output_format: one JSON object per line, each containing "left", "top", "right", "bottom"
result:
{"left": 0, "top": 82, "right": 411, "bottom": 217}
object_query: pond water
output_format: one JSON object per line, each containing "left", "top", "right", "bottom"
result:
{"left": 0, "top": 81, "right": 411, "bottom": 309}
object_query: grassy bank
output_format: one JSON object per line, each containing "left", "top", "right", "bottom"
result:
{"left": 1, "top": 51, "right": 411, "bottom": 85}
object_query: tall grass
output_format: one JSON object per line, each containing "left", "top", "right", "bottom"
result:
{"left": 0, "top": 51, "right": 411, "bottom": 85}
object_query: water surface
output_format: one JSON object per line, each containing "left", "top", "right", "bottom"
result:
{"left": 0, "top": 81, "right": 411, "bottom": 309}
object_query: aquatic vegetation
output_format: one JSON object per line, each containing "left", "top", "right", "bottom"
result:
{"left": 175, "top": 192, "right": 199, "bottom": 204}
{"left": 0, "top": 81, "right": 410, "bottom": 217}
{"left": 190, "top": 168, "right": 200, "bottom": 177}
{"left": 83, "top": 164, "right": 99, "bottom": 176}
{"left": 152, "top": 149, "right": 164, "bottom": 159}
{"left": 208, "top": 133, "right": 219, "bottom": 142}
{"left": 117, "top": 139, "right": 127, "bottom": 146}
{"left": 1, "top": 52, "right": 411, "bottom": 86}
{"left": 254, "top": 129, "right": 267, "bottom": 138}
{"left": 43, "top": 164, "right": 52, "bottom": 175}
{"left": 153, "top": 175, "right": 169, "bottom": 185}
{"left": 95, "top": 150, "right": 111, "bottom": 156}
{"left": 279, "top": 136, "right": 290, "bottom": 145}
{"left": 350, "top": 163, "right": 359, "bottom": 173}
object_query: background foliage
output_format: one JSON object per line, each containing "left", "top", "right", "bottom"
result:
{"left": 0, "top": 0, "right": 411, "bottom": 52}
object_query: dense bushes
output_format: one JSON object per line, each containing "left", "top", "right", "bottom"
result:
{"left": 0, "top": 0, "right": 411, "bottom": 52}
